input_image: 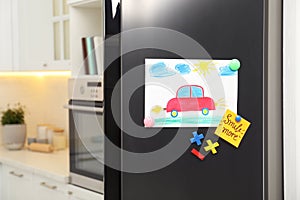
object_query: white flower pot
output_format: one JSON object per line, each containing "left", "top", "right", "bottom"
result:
{"left": 2, "top": 124, "right": 26, "bottom": 150}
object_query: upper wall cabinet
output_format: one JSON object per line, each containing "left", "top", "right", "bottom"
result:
{"left": 0, "top": 0, "right": 13, "bottom": 71}
{"left": 52, "top": 0, "right": 71, "bottom": 67}
{"left": 0, "top": 0, "right": 71, "bottom": 71}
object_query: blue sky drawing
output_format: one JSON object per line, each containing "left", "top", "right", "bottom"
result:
{"left": 175, "top": 63, "right": 191, "bottom": 75}
{"left": 219, "top": 66, "right": 237, "bottom": 76}
{"left": 150, "top": 62, "right": 176, "bottom": 78}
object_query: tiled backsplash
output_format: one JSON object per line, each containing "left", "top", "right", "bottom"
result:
{"left": 0, "top": 74, "right": 70, "bottom": 144}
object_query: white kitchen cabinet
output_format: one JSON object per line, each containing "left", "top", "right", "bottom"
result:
{"left": 0, "top": 0, "right": 13, "bottom": 71}
{"left": 52, "top": 0, "right": 71, "bottom": 66}
{"left": 0, "top": 0, "right": 70, "bottom": 71}
{"left": 0, "top": 164, "right": 102, "bottom": 200}
{"left": 1, "top": 164, "right": 68, "bottom": 200}
{"left": 0, "top": 164, "right": 3, "bottom": 199}
{"left": 12, "top": 0, "right": 52, "bottom": 70}
{"left": 33, "top": 175, "right": 68, "bottom": 200}
{"left": 12, "top": 0, "right": 70, "bottom": 71}
{"left": 67, "top": 185, "right": 104, "bottom": 200}
{"left": 2, "top": 165, "right": 34, "bottom": 200}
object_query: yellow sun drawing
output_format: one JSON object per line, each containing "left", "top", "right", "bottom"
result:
{"left": 192, "top": 61, "right": 216, "bottom": 77}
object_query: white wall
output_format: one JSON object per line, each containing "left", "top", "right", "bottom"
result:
{"left": 284, "top": 0, "right": 299, "bottom": 199}
{"left": 0, "top": 74, "right": 70, "bottom": 144}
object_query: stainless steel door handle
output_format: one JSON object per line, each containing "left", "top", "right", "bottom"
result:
{"left": 63, "top": 105, "right": 104, "bottom": 113}
{"left": 40, "top": 182, "right": 57, "bottom": 190}
{"left": 9, "top": 171, "right": 24, "bottom": 178}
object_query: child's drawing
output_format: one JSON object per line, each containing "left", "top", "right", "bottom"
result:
{"left": 144, "top": 58, "right": 239, "bottom": 127}
{"left": 166, "top": 85, "right": 215, "bottom": 117}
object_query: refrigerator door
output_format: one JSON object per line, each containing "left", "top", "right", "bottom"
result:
{"left": 121, "top": 0, "right": 282, "bottom": 200}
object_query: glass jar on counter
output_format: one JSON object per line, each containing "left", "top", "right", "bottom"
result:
{"left": 52, "top": 128, "right": 67, "bottom": 150}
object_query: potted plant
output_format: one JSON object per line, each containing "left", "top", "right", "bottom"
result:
{"left": 1, "top": 103, "right": 26, "bottom": 150}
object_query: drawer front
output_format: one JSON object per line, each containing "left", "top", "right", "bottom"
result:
{"left": 33, "top": 175, "right": 68, "bottom": 194}
{"left": 4, "top": 165, "right": 33, "bottom": 181}
{"left": 67, "top": 185, "right": 104, "bottom": 200}
{"left": 33, "top": 175, "right": 68, "bottom": 200}
{"left": 2, "top": 165, "right": 34, "bottom": 200}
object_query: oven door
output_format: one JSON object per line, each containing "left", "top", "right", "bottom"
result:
{"left": 67, "top": 100, "right": 104, "bottom": 194}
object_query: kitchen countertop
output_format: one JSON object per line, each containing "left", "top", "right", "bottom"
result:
{"left": 0, "top": 146, "right": 69, "bottom": 183}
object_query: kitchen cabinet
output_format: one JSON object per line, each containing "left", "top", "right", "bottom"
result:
{"left": 0, "top": 163, "right": 103, "bottom": 200}
{"left": 33, "top": 175, "right": 68, "bottom": 200}
{"left": 12, "top": 0, "right": 70, "bottom": 71}
{"left": 1, "top": 164, "right": 67, "bottom": 200}
{"left": 67, "top": 185, "right": 104, "bottom": 200}
{"left": 12, "top": 0, "right": 53, "bottom": 70}
{"left": 0, "top": 0, "right": 70, "bottom": 71}
{"left": 0, "top": 0, "right": 13, "bottom": 70}
{"left": 52, "top": 0, "right": 71, "bottom": 66}
{"left": 2, "top": 165, "right": 33, "bottom": 200}
{"left": 0, "top": 164, "right": 2, "bottom": 199}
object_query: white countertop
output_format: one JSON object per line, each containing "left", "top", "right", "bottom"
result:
{"left": 0, "top": 146, "right": 69, "bottom": 183}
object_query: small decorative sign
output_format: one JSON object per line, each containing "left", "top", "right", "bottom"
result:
{"left": 214, "top": 109, "right": 251, "bottom": 148}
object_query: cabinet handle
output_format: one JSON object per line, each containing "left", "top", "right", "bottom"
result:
{"left": 9, "top": 171, "right": 24, "bottom": 178}
{"left": 68, "top": 191, "right": 73, "bottom": 195}
{"left": 43, "top": 63, "right": 47, "bottom": 67}
{"left": 40, "top": 182, "right": 57, "bottom": 190}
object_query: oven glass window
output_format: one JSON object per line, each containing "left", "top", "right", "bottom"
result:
{"left": 71, "top": 110, "right": 104, "bottom": 180}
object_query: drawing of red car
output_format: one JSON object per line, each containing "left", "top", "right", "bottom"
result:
{"left": 166, "top": 85, "right": 215, "bottom": 118}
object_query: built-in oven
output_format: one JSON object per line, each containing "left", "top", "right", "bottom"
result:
{"left": 65, "top": 77, "right": 104, "bottom": 194}
{"left": 64, "top": 0, "right": 121, "bottom": 195}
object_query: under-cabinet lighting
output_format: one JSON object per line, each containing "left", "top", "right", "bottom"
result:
{"left": 0, "top": 71, "right": 71, "bottom": 77}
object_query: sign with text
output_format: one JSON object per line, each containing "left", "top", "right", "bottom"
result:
{"left": 214, "top": 109, "right": 251, "bottom": 148}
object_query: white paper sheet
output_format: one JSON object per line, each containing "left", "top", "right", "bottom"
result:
{"left": 144, "top": 58, "right": 238, "bottom": 127}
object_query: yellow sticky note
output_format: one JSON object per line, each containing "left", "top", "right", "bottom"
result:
{"left": 214, "top": 109, "right": 251, "bottom": 148}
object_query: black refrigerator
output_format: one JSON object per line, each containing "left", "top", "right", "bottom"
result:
{"left": 104, "top": 0, "right": 283, "bottom": 200}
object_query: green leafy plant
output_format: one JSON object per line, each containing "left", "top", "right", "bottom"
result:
{"left": 1, "top": 103, "right": 25, "bottom": 126}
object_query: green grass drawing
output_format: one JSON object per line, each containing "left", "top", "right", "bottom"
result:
{"left": 155, "top": 116, "right": 222, "bottom": 126}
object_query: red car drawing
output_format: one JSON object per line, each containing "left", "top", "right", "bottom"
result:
{"left": 166, "top": 85, "right": 215, "bottom": 118}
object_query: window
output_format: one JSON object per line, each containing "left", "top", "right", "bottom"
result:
{"left": 191, "top": 86, "right": 203, "bottom": 98}
{"left": 177, "top": 86, "right": 191, "bottom": 98}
